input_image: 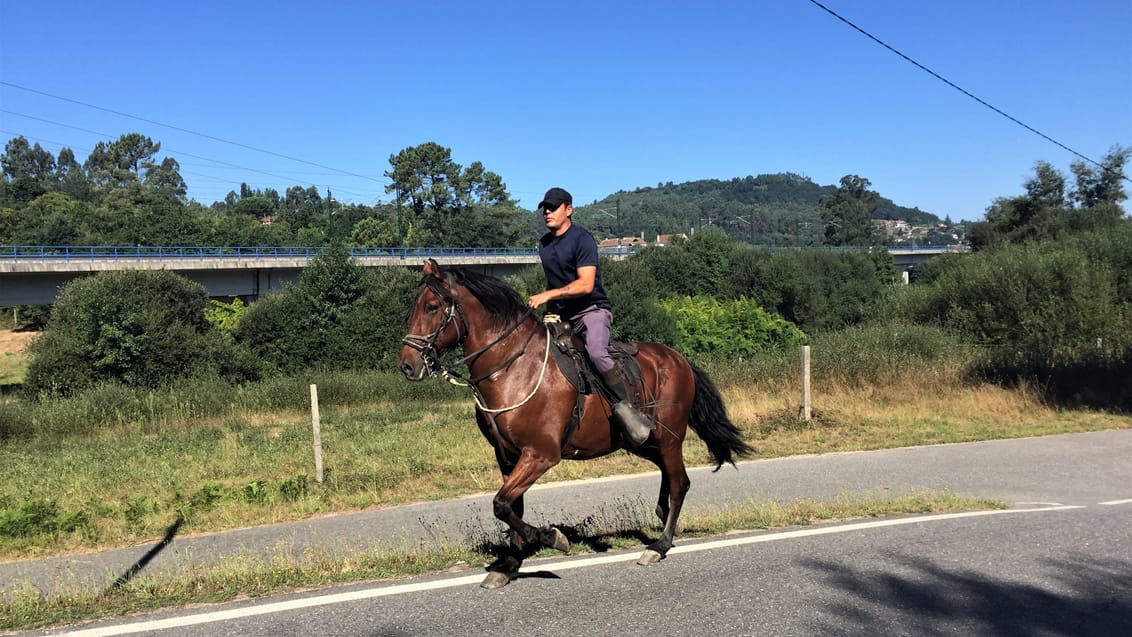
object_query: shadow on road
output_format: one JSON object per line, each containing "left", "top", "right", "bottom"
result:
{"left": 802, "top": 552, "right": 1132, "bottom": 636}
{"left": 105, "top": 516, "right": 184, "bottom": 593}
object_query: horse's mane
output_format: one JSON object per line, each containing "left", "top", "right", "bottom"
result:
{"left": 430, "top": 268, "right": 527, "bottom": 328}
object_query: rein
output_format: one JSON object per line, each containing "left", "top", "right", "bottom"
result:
{"left": 403, "top": 277, "right": 550, "bottom": 414}
{"left": 446, "top": 321, "right": 552, "bottom": 414}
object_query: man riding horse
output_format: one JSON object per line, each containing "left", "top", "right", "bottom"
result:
{"left": 527, "top": 187, "right": 654, "bottom": 446}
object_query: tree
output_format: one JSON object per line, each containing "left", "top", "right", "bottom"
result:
{"left": 1, "top": 136, "right": 55, "bottom": 205}
{"left": 972, "top": 160, "right": 1072, "bottom": 249}
{"left": 680, "top": 226, "right": 734, "bottom": 297}
{"left": 385, "top": 142, "right": 460, "bottom": 243}
{"left": 144, "top": 156, "right": 187, "bottom": 198}
{"left": 458, "top": 161, "right": 511, "bottom": 206}
{"left": 969, "top": 148, "right": 1129, "bottom": 250}
{"left": 384, "top": 142, "right": 518, "bottom": 245}
{"left": 350, "top": 216, "right": 398, "bottom": 246}
{"left": 55, "top": 147, "right": 92, "bottom": 201}
{"left": 233, "top": 196, "right": 275, "bottom": 220}
{"left": 1068, "top": 145, "right": 1129, "bottom": 231}
{"left": 1, "top": 136, "right": 55, "bottom": 181}
{"left": 601, "top": 257, "right": 679, "bottom": 345}
{"left": 820, "top": 175, "right": 880, "bottom": 246}
{"left": 84, "top": 133, "right": 163, "bottom": 189}
{"left": 18, "top": 192, "right": 82, "bottom": 245}
{"left": 277, "top": 185, "right": 323, "bottom": 230}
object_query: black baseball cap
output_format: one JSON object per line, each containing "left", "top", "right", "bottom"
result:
{"left": 538, "top": 187, "right": 572, "bottom": 210}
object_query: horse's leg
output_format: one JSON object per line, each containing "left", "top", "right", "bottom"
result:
{"left": 639, "top": 451, "right": 690, "bottom": 566}
{"left": 655, "top": 480, "right": 670, "bottom": 525}
{"left": 483, "top": 488, "right": 526, "bottom": 589}
{"left": 481, "top": 452, "right": 567, "bottom": 588}
{"left": 492, "top": 453, "right": 568, "bottom": 550}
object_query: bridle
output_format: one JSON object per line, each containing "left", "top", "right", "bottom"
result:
{"left": 401, "top": 276, "right": 469, "bottom": 378}
{"left": 402, "top": 274, "right": 541, "bottom": 391}
{"left": 404, "top": 274, "right": 557, "bottom": 459}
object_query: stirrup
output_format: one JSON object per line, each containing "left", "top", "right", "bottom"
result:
{"left": 613, "top": 401, "right": 654, "bottom": 446}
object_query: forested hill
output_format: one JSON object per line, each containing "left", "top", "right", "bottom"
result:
{"left": 572, "top": 172, "right": 941, "bottom": 245}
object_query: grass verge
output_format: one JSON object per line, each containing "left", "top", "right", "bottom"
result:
{"left": 1, "top": 367, "right": 1128, "bottom": 560}
{"left": 0, "top": 490, "right": 1002, "bottom": 632}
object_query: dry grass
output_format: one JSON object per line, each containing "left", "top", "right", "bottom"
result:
{"left": 723, "top": 375, "right": 1123, "bottom": 458}
{"left": 0, "top": 330, "right": 33, "bottom": 387}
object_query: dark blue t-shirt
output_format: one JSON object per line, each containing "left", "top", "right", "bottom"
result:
{"left": 538, "top": 223, "right": 611, "bottom": 318}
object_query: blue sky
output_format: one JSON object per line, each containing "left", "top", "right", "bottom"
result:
{"left": 1, "top": 0, "right": 1128, "bottom": 224}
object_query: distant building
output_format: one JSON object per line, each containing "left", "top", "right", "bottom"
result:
{"left": 598, "top": 236, "right": 646, "bottom": 249}
{"left": 598, "top": 233, "right": 687, "bottom": 252}
{"left": 654, "top": 233, "right": 688, "bottom": 246}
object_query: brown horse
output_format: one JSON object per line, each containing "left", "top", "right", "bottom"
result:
{"left": 398, "top": 259, "right": 753, "bottom": 588}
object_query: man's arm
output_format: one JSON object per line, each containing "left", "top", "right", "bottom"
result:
{"left": 528, "top": 265, "right": 597, "bottom": 308}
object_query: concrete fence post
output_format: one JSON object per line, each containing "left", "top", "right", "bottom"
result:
{"left": 800, "top": 345, "right": 812, "bottom": 421}
{"left": 310, "top": 384, "right": 325, "bottom": 483}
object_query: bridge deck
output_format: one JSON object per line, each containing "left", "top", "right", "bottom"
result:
{"left": 0, "top": 245, "right": 966, "bottom": 306}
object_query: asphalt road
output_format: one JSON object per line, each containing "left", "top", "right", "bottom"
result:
{"left": 9, "top": 429, "right": 1132, "bottom": 636}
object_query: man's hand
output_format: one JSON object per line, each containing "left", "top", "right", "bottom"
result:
{"left": 528, "top": 291, "right": 553, "bottom": 308}
{"left": 528, "top": 267, "right": 596, "bottom": 308}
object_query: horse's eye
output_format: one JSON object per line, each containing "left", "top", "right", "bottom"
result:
{"left": 425, "top": 302, "right": 440, "bottom": 314}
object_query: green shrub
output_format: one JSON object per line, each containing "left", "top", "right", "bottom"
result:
{"left": 0, "top": 499, "right": 86, "bottom": 538}
{"left": 900, "top": 238, "right": 1131, "bottom": 409}
{"left": 726, "top": 247, "right": 893, "bottom": 332}
{"left": 810, "top": 322, "right": 970, "bottom": 387}
{"left": 659, "top": 295, "right": 806, "bottom": 359}
{"left": 915, "top": 242, "right": 1124, "bottom": 358}
{"left": 602, "top": 257, "right": 679, "bottom": 345}
{"left": 23, "top": 270, "right": 252, "bottom": 398}
{"left": 235, "top": 247, "right": 419, "bottom": 373}
{"left": 630, "top": 227, "right": 735, "bottom": 298}
{"left": 204, "top": 298, "right": 249, "bottom": 335}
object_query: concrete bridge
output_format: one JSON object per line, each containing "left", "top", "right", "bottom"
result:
{"left": 0, "top": 245, "right": 966, "bottom": 307}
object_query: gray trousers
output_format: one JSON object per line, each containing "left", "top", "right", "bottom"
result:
{"left": 570, "top": 305, "right": 615, "bottom": 374}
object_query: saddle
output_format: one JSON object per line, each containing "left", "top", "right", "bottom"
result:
{"left": 545, "top": 317, "right": 645, "bottom": 415}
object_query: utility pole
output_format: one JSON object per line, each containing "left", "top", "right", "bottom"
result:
{"left": 395, "top": 187, "right": 403, "bottom": 245}
{"left": 326, "top": 188, "right": 334, "bottom": 243}
{"left": 736, "top": 215, "right": 753, "bottom": 243}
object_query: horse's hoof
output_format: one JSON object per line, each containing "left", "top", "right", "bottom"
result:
{"left": 550, "top": 527, "right": 570, "bottom": 552}
{"left": 481, "top": 571, "right": 512, "bottom": 589}
{"left": 637, "top": 549, "right": 664, "bottom": 566}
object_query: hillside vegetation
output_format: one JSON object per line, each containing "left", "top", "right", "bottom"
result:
{"left": 574, "top": 172, "right": 947, "bottom": 246}
{"left": 3, "top": 135, "right": 952, "bottom": 251}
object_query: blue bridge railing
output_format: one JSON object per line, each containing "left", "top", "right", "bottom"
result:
{"left": 0, "top": 244, "right": 967, "bottom": 263}
{"left": 0, "top": 246, "right": 542, "bottom": 262}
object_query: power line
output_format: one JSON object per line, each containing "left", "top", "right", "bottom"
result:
{"left": 805, "top": 0, "right": 1128, "bottom": 183}
{"left": 0, "top": 80, "right": 384, "bottom": 184}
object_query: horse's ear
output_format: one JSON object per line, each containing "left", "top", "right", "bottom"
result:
{"left": 422, "top": 258, "right": 443, "bottom": 279}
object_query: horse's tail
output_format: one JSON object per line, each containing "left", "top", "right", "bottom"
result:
{"left": 688, "top": 363, "right": 755, "bottom": 471}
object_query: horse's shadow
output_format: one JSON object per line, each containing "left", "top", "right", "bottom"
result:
{"left": 477, "top": 523, "right": 655, "bottom": 579}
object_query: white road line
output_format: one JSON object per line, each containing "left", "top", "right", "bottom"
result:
{"left": 1099, "top": 498, "right": 1132, "bottom": 506}
{"left": 60, "top": 505, "right": 1085, "bottom": 637}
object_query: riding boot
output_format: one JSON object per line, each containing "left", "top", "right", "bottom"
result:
{"left": 599, "top": 368, "right": 654, "bottom": 447}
